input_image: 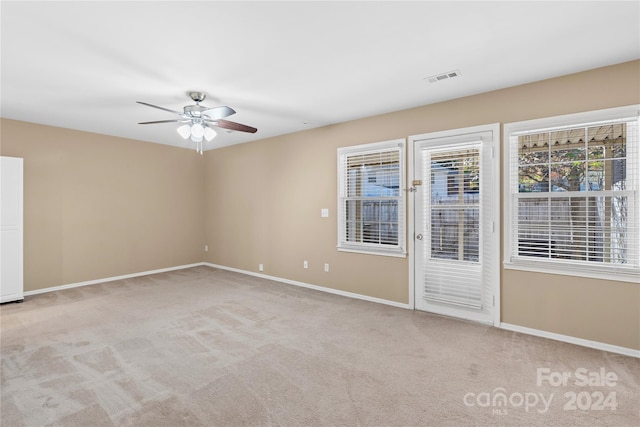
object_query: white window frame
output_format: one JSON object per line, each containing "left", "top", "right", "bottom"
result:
{"left": 503, "top": 105, "right": 640, "bottom": 283}
{"left": 337, "top": 139, "right": 406, "bottom": 257}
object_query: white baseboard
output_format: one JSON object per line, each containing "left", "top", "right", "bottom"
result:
{"left": 204, "top": 262, "right": 411, "bottom": 309}
{"left": 500, "top": 322, "right": 640, "bottom": 359}
{"left": 23, "top": 262, "right": 206, "bottom": 297}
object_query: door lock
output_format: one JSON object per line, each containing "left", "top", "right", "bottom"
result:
{"left": 416, "top": 234, "right": 424, "bottom": 240}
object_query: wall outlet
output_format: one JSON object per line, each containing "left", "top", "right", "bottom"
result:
{"left": 259, "top": 264, "right": 264, "bottom": 272}
{"left": 204, "top": 245, "right": 208, "bottom": 252}
{"left": 324, "top": 263, "right": 330, "bottom": 272}
{"left": 303, "top": 260, "right": 308, "bottom": 269}
{"left": 321, "top": 208, "right": 329, "bottom": 218}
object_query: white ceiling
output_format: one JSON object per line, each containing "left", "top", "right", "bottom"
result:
{"left": 2, "top": 1, "right": 639, "bottom": 151}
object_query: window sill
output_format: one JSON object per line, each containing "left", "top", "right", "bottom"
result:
{"left": 503, "top": 260, "right": 639, "bottom": 284}
{"left": 338, "top": 246, "right": 407, "bottom": 258}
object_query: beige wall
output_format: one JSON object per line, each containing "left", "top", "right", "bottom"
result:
{"left": 502, "top": 270, "right": 639, "bottom": 349}
{"left": 1, "top": 61, "right": 637, "bottom": 350}
{"left": 203, "top": 130, "right": 408, "bottom": 303}
{"left": 204, "top": 60, "right": 640, "bottom": 350}
{"left": 0, "top": 119, "right": 205, "bottom": 291}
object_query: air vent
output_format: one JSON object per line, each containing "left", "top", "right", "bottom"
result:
{"left": 425, "top": 70, "right": 461, "bottom": 83}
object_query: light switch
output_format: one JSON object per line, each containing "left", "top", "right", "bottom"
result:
{"left": 321, "top": 208, "right": 329, "bottom": 218}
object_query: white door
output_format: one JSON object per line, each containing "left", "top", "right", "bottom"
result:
{"left": 1, "top": 156, "right": 24, "bottom": 303}
{"left": 411, "top": 125, "right": 499, "bottom": 325}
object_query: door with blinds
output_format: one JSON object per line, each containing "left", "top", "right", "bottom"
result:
{"left": 412, "top": 125, "right": 499, "bottom": 325}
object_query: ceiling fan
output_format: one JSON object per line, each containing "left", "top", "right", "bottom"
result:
{"left": 137, "top": 91, "right": 257, "bottom": 154}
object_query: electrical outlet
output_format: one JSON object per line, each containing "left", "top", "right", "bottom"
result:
{"left": 321, "top": 208, "right": 329, "bottom": 218}
{"left": 259, "top": 264, "right": 264, "bottom": 272}
{"left": 324, "top": 263, "right": 330, "bottom": 272}
{"left": 204, "top": 245, "right": 208, "bottom": 252}
{"left": 303, "top": 260, "right": 308, "bottom": 269}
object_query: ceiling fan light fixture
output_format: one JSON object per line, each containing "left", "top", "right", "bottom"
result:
{"left": 204, "top": 126, "right": 217, "bottom": 142}
{"left": 177, "top": 124, "right": 191, "bottom": 139}
{"left": 191, "top": 123, "right": 205, "bottom": 138}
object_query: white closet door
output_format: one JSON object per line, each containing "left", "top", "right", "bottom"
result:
{"left": 1, "top": 156, "right": 24, "bottom": 303}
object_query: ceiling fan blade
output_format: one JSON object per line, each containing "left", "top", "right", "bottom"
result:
{"left": 138, "top": 119, "right": 189, "bottom": 125}
{"left": 211, "top": 119, "right": 258, "bottom": 133}
{"left": 203, "top": 106, "right": 236, "bottom": 120}
{"left": 136, "top": 101, "right": 185, "bottom": 116}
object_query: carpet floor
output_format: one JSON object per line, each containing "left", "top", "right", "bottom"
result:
{"left": 1, "top": 266, "right": 638, "bottom": 426}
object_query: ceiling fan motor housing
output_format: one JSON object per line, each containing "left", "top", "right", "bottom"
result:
{"left": 184, "top": 104, "right": 209, "bottom": 117}
{"left": 188, "top": 91, "right": 206, "bottom": 103}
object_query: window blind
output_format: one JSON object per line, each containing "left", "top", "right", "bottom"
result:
{"left": 509, "top": 118, "right": 639, "bottom": 271}
{"left": 423, "top": 142, "right": 483, "bottom": 309}
{"left": 338, "top": 141, "right": 405, "bottom": 256}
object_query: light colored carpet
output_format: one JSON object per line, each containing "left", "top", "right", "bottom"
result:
{"left": 1, "top": 266, "right": 638, "bottom": 426}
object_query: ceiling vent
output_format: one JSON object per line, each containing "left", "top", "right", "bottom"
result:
{"left": 425, "top": 70, "right": 461, "bottom": 83}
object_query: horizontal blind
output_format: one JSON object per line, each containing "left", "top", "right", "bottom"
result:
{"left": 423, "top": 142, "right": 482, "bottom": 309}
{"left": 510, "top": 118, "right": 638, "bottom": 269}
{"left": 338, "top": 142, "right": 405, "bottom": 255}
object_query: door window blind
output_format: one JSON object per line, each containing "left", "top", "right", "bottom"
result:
{"left": 423, "top": 142, "right": 483, "bottom": 309}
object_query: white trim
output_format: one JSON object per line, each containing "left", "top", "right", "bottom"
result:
{"left": 407, "top": 136, "right": 416, "bottom": 310}
{"left": 408, "top": 123, "right": 501, "bottom": 326}
{"left": 204, "top": 262, "right": 411, "bottom": 309}
{"left": 336, "top": 247, "right": 406, "bottom": 257}
{"left": 490, "top": 124, "right": 501, "bottom": 327}
{"left": 500, "top": 322, "right": 640, "bottom": 359}
{"left": 23, "top": 263, "right": 206, "bottom": 297}
{"left": 410, "top": 123, "right": 501, "bottom": 143}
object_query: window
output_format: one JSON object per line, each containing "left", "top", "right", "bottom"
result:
{"left": 504, "top": 106, "right": 639, "bottom": 282}
{"left": 338, "top": 139, "right": 406, "bottom": 257}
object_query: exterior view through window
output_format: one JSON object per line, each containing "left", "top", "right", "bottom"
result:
{"left": 338, "top": 140, "right": 406, "bottom": 257}
{"left": 509, "top": 115, "right": 638, "bottom": 275}
{"left": 430, "top": 148, "right": 480, "bottom": 262}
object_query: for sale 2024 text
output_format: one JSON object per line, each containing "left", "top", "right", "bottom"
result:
{"left": 537, "top": 367, "right": 618, "bottom": 411}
